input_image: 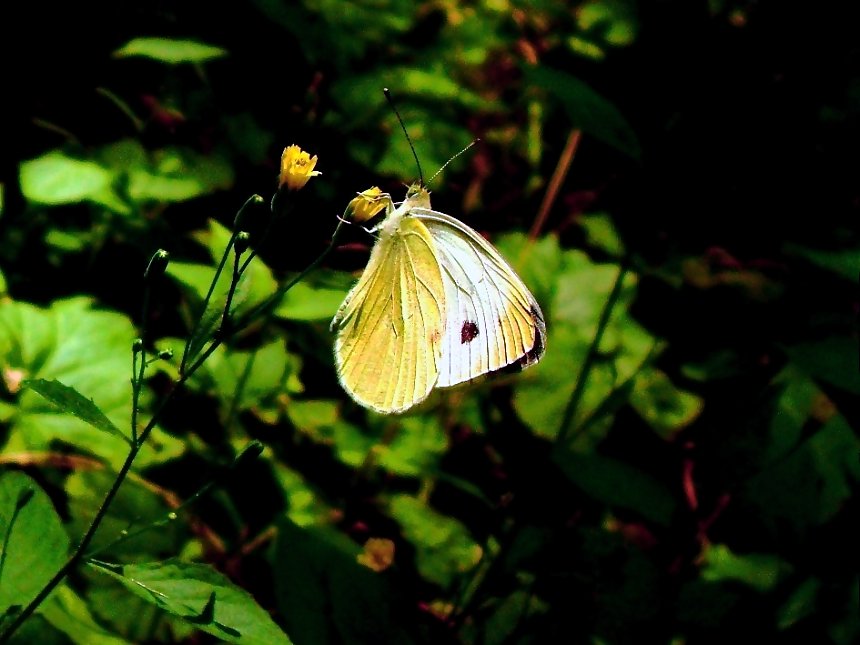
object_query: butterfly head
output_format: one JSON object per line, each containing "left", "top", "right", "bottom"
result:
{"left": 405, "top": 182, "right": 432, "bottom": 209}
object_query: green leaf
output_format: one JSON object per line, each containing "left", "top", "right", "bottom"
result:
{"left": 275, "top": 280, "right": 350, "bottom": 321}
{"left": 629, "top": 367, "right": 703, "bottom": 439}
{"left": 578, "top": 212, "right": 625, "bottom": 257}
{"left": 127, "top": 148, "right": 234, "bottom": 203}
{"left": 0, "top": 298, "right": 184, "bottom": 468}
{"left": 375, "top": 416, "right": 449, "bottom": 477}
{"left": 744, "top": 413, "right": 860, "bottom": 532}
{"left": 526, "top": 66, "right": 641, "bottom": 159}
{"left": 784, "top": 242, "right": 860, "bottom": 281}
{"left": 65, "top": 470, "right": 187, "bottom": 560}
{"left": 20, "top": 151, "right": 116, "bottom": 206}
{"left": 39, "top": 585, "right": 129, "bottom": 645}
{"left": 271, "top": 464, "right": 331, "bottom": 527}
{"left": 389, "top": 494, "right": 481, "bottom": 588}
{"left": 783, "top": 336, "right": 860, "bottom": 395}
{"left": 509, "top": 241, "right": 656, "bottom": 445}
{"left": 0, "top": 472, "right": 69, "bottom": 617}
{"left": 552, "top": 450, "right": 677, "bottom": 526}
{"left": 89, "top": 559, "right": 291, "bottom": 644}
{"left": 186, "top": 340, "right": 299, "bottom": 421}
{"left": 23, "top": 378, "right": 128, "bottom": 444}
{"left": 113, "top": 38, "right": 228, "bottom": 64}
{"left": 777, "top": 577, "right": 821, "bottom": 629}
{"left": 273, "top": 518, "right": 417, "bottom": 645}
{"left": 701, "top": 543, "right": 791, "bottom": 592}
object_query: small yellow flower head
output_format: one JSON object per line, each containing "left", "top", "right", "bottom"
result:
{"left": 357, "top": 537, "right": 395, "bottom": 572}
{"left": 279, "top": 144, "right": 321, "bottom": 191}
{"left": 347, "top": 186, "right": 389, "bottom": 223}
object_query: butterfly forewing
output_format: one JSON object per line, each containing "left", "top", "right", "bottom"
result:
{"left": 332, "top": 216, "right": 446, "bottom": 413}
{"left": 412, "top": 208, "right": 546, "bottom": 388}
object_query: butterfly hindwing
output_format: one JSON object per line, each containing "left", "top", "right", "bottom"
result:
{"left": 412, "top": 208, "right": 546, "bottom": 388}
{"left": 332, "top": 215, "right": 446, "bottom": 413}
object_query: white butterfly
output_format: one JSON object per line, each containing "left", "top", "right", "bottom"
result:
{"left": 331, "top": 183, "right": 546, "bottom": 414}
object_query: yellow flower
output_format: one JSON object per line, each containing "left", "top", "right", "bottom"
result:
{"left": 347, "top": 186, "right": 389, "bottom": 223}
{"left": 279, "top": 144, "right": 321, "bottom": 191}
{"left": 357, "top": 538, "right": 395, "bottom": 572}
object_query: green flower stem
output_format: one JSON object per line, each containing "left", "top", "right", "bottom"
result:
{"left": 0, "top": 196, "right": 341, "bottom": 643}
{"left": 179, "top": 194, "right": 262, "bottom": 375}
{"left": 555, "top": 259, "right": 630, "bottom": 445}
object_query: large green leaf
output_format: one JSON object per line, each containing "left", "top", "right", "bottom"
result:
{"left": 272, "top": 518, "right": 417, "bottom": 645}
{"left": 89, "top": 559, "right": 291, "bottom": 644}
{"left": 783, "top": 336, "right": 860, "bottom": 395}
{"left": 507, "top": 238, "right": 656, "bottom": 445}
{"left": 0, "top": 298, "right": 183, "bottom": 468}
{"left": 20, "top": 151, "right": 122, "bottom": 211}
{"left": 389, "top": 494, "right": 481, "bottom": 588}
{"left": 0, "top": 472, "right": 69, "bottom": 618}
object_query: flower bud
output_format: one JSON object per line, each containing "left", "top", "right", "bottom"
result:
{"left": 347, "top": 187, "right": 389, "bottom": 224}
{"left": 144, "top": 249, "right": 170, "bottom": 281}
{"left": 234, "top": 231, "right": 251, "bottom": 256}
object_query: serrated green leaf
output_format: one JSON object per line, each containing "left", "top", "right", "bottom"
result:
{"left": 552, "top": 450, "right": 677, "bottom": 526}
{"left": 273, "top": 518, "right": 417, "bottom": 645}
{"left": 0, "top": 472, "right": 69, "bottom": 617}
{"left": 89, "top": 559, "right": 291, "bottom": 644}
{"left": 23, "top": 378, "right": 129, "bottom": 444}
{"left": 113, "top": 38, "right": 228, "bottom": 64}
{"left": 389, "top": 494, "right": 481, "bottom": 588}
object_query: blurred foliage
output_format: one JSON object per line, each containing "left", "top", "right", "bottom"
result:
{"left": 1, "top": 0, "right": 858, "bottom": 643}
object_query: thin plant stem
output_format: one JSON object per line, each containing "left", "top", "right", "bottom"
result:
{"left": 0, "top": 198, "right": 342, "bottom": 644}
{"left": 179, "top": 194, "right": 261, "bottom": 374}
{"left": 556, "top": 258, "right": 630, "bottom": 445}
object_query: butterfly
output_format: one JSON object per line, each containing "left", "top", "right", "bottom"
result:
{"left": 331, "top": 182, "right": 546, "bottom": 414}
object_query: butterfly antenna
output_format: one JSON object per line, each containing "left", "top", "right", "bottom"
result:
{"left": 428, "top": 138, "right": 480, "bottom": 186}
{"left": 384, "top": 88, "right": 424, "bottom": 185}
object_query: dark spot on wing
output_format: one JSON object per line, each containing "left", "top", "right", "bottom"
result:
{"left": 461, "top": 321, "right": 479, "bottom": 344}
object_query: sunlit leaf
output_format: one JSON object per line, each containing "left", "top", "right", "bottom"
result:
{"left": 629, "top": 367, "right": 703, "bottom": 438}
{"left": 0, "top": 298, "right": 184, "bottom": 468}
{"left": 389, "top": 494, "right": 481, "bottom": 588}
{"left": 20, "top": 151, "right": 121, "bottom": 209}
{"left": 0, "top": 472, "right": 69, "bottom": 617}
{"left": 113, "top": 38, "right": 228, "bottom": 64}
{"left": 23, "top": 378, "right": 128, "bottom": 444}
{"left": 89, "top": 559, "right": 291, "bottom": 644}
{"left": 275, "top": 280, "right": 350, "bottom": 321}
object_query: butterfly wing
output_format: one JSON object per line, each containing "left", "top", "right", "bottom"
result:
{"left": 332, "top": 216, "right": 446, "bottom": 413}
{"left": 412, "top": 208, "right": 546, "bottom": 388}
